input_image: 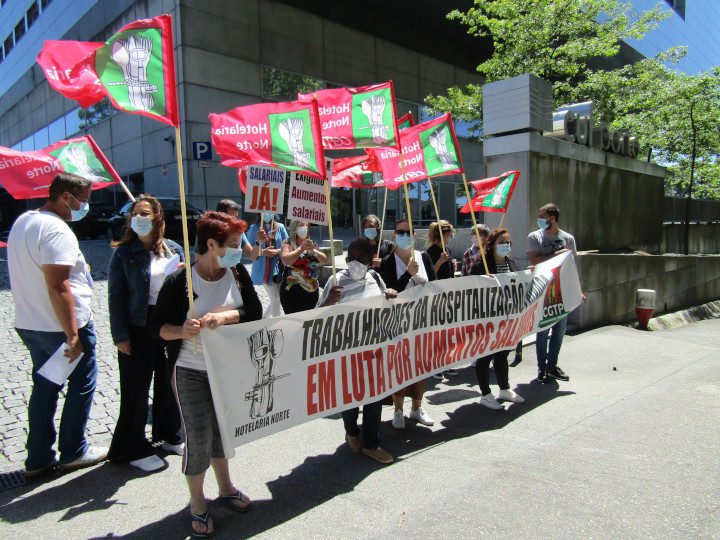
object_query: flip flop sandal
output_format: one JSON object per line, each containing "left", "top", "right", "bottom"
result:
{"left": 190, "top": 510, "right": 214, "bottom": 538}
{"left": 218, "top": 490, "right": 253, "bottom": 513}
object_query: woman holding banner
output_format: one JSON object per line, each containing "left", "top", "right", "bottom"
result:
{"left": 247, "top": 213, "right": 288, "bottom": 318}
{"left": 108, "top": 195, "right": 184, "bottom": 472}
{"left": 470, "top": 228, "right": 525, "bottom": 409}
{"left": 379, "top": 219, "right": 437, "bottom": 430}
{"left": 149, "top": 211, "right": 262, "bottom": 538}
{"left": 425, "top": 220, "right": 459, "bottom": 380}
{"left": 279, "top": 220, "right": 327, "bottom": 314}
{"left": 362, "top": 214, "right": 395, "bottom": 268}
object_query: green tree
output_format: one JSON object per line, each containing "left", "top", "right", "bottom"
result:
{"left": 426, "top": 0, "right": 669, "bottom": 136}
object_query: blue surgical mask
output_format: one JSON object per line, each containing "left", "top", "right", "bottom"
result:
{"left": 131, "top": 215, "right": 154, "bottom": 237}
{"left": 217, "top": 246, "right": 244, "bottom": 268}
{"left": 263, "top": 213, "right": 274, "bottom": 223}
{"left": 396, "top": 234, "right": 412, "bottom": 250}
{"left": 364, "top": 228, "right": 378, "bottom": 240}
{"left": 537, "top": 218, "right": 549, "bottom": 230}
{"left": 447, "top": 233, "right": 455, "bottom": 244}
{"left": 66, "top": 194, "right": 89, "bottom": 222}
{"left": 496, "top": 243, "right": 512, "bottom": 257}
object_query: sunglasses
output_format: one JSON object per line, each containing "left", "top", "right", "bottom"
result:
{"left": 395, "top": 230, "right": 410, "bottom": 236}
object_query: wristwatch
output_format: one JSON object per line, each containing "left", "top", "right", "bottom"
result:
{"left": 255, "top": 240, "right": 260, "bottom": 247}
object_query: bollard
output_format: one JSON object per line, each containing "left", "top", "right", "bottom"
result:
{"left": 635, "top": 289, "right": 656, "bottom": 330}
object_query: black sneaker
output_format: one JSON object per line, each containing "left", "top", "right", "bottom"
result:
{"left": 537, "top": 369, "right": 548, "bottom": 383}
{"left": 547, "top": 366, "right": 569, "bottom": 381}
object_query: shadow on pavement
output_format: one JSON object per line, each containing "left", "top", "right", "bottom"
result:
{"left": 0, "top": 462, "right": 129, "bottom": 524}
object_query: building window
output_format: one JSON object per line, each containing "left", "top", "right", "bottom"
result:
{"left": 14, "top": 19, "right": 26, "bottom": 43}
{"left": 4, "top": 34, "right": 14, "bottom": 56}
{"left": 664, "top": 0, "right": 685, "bottom": 19}
{"left": 40, "top": 0, "right": 51, "bottom": 10}
{"left": 27, "top": 2, "right": 39, "bottom": 27}
{"left": 262, "top": 66, "right": 324, "bottom": 102}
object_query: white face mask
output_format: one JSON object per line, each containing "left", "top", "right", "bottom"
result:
{"left": 347, "top": 260, "right": 369, "bottom": 281}
{"left": 131, "top": 215, "right": 154, "bottom": 237}
{"left": 297, "top": 226, "right": 308, "bottom": 239}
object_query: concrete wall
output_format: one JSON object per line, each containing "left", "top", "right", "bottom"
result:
{"left": 576, "top": 253, "right": 720, "bottom": 328}
{"left": 663, "top": 223, "right": 720, "bottom": 255}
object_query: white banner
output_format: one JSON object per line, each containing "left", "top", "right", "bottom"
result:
{"left": 203, "top": 252, "right": 582, "bottom": 455}
{"left": 286, "top": 157, "right": 333, "bottom": 225}
{"left": 244, "top": 165, "right": 287, "bottom": 214}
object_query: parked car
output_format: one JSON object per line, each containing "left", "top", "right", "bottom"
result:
{"left": 107, "top": 197, "right": 203, "bottom": 243}
{"left": 70, "top": 202, "right": 117, "bottom": 239}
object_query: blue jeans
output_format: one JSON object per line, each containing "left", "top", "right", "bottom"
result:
{"left": 535, "top": 315, "right": 568, "bottom": 371}
{"left": 16, "top": 322, "right": 98, "bottom": 470}
{"left": 342, "top": 400, "right": 382, "bottom": 450}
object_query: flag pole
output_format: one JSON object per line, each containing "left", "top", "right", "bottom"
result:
{"left": 376, "top": 186, "right": 388, "bottom": 260}
{"left": 426, "top": 178, "right": 446, "bottom": 253}
{"left": 461, "top": 172, "right": 489, "bottom": 275}
{"left": 174, "top": 125, "right": 198, "bottom": 352}
{"left": 499, "top": 212, "right": 506, "bottom": 229}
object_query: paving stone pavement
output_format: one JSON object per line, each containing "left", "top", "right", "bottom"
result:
{"left": 0, "top": 239, "right": 274, "bottom": 473}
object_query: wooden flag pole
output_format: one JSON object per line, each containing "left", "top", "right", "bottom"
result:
{"left": 426, "top": 178, "right": 446, "bottom": 253}
{"left": 461, "top": 172, "right": 490, "bottom": 275}
{"left": 323, "top": 178, "right": 337, "bottom": 285}
{"left": 174, "top": 125, "right": 198, "bottom": 352}
{"left": 499, "top": 212, "right": 506, "bottom": 229}
{"left": 376, "top": 186, "right": 388, "bottom": 259}
{"left": 399, "top": 156, "right": 416, "bottom": 261}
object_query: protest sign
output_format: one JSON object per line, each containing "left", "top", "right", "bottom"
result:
{"left": 286, "top": 157, "right": 333, "bottom": 225}
{"left": 244, "top": 165, "right": 287, "bottom": 214}
{"left": 202, "top": 252, "right": 583, "bottom": 455}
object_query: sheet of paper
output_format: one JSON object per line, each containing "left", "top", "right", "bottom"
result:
{"left": 37, "top": 343, "right": 79, "bottom": 385}
{"left": 163, "top": 254, "right": 181, "bottom": 277}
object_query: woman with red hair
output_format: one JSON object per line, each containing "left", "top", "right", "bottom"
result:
{"left": 149, "top": 211, "right": 262, "bottom": 538}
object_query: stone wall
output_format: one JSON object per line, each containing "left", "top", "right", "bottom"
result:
{"left": 663, "top": 223, "right": 720, "bottom": 255}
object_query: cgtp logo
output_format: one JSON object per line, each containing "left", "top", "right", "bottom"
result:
{"left": 538, "top": 267, "right": 567, "bottom": 328}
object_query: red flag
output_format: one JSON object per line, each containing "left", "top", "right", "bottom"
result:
{"left": 0, "top": 136, "right": 122, "bottom": 199}
{"left": 210, "top": 100, "right": 326, "bottom": 179}
{"left": 397, "top": 112, "right": 415, "bottom": 130}
{"left": 331, "top": 156, "right": 385, "bottom": 188}
{"left": 367, "top": 113, "right": 464, "bottom": 189}
{"left": 298, "top": 82, "right": 401, "bottom": 150}
{"left": 460, "top": 171, "right": 521, "bottom": 213}
{"left": 0, "top": 241, "right": 7, "bottom": 248}
{"left": 37, "top": 15, "right": 179, "bottom": 127}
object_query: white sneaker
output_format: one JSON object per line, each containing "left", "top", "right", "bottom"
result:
{"left": 432, "top": 372, "right": 443, "bottom": 381}
{"left": 129, "top": 455, "right": 165, "bottom": 472}
{"left": 409, "top": 407, "right": 435, "bottom": 426}
{"left": 392, "top": 409, "right": 405, "bottom": 430}
{"left": 497, "top": 388, "right": 525, "bottom": 403}
{"left": 479, "top": 393, "right": 503, "bottom": 410}
{"left": 161, "top": 441, "right": 185, "bottom": 456}
{"left": 60, "top": 445, "right": 108, "bottom": 471}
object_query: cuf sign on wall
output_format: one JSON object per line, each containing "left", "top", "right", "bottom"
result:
{"left": 245, "top": 165, "right": 287, "bottom": 215}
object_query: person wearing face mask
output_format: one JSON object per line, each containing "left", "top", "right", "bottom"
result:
{"left": 107, "top": 195, "right": 185, "bottom": 472}
{"left": 462, "top": 223, "right": 490, "bottom": 276}
{"left": 527, "top": 203, "right": 585, "bottom": 384}
{"left": 279, "top": 220, "right": 327, "bottom": 315}
{"left": 470, "top": 228, "right": 526, "bottom": 409}
{"left": 148, "top": 211, "right": 262, "bottom": 538}
{"left": 8, "top": 173, "right": 108, "bottom": 477}
{"left": 319, "top": 238, "right": 398, "bottom": 464}
{"left": 362, "top": 214, "right": 395, "bottom": 268}
{"left": 379, "top": 220, "right": 438, "bottom": 430}
{"left": 425, "top": 220, "right": 459, "bottom": 380}
{"left": 247, "top": 213, "right": 288, "bottom": 318}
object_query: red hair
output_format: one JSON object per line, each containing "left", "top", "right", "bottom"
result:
{"left": 196, "top": 211, "right": 247, "bottom": 254}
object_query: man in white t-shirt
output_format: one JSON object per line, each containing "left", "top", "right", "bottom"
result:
{"left": 9, "top": 173, "right": 108, "bottom": 477}
{"left": 527, "top": 203, "right": 585, "bottom": 384}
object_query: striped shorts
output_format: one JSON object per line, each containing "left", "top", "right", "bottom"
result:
{"left": 174, "top": 367, "right": 226, "bottom": 475}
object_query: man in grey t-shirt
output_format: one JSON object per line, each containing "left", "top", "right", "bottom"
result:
{"left": 527, "top": 203, "right": 584, "bottom": 383}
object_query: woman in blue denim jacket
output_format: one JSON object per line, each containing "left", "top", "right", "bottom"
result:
{"left": 247, "top": 213, "right": 288, "bottom": 318}
{"left": 108, "top": 195, "right": 184, "bottom": 472}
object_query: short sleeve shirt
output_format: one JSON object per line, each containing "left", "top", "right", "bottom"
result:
{"left": 9, "top": 210, "right": 93, "bottom": 331}
{"left": 527, "top": 228, "right": 577, "bottom": 258}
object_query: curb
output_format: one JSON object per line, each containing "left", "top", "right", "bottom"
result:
{"left": 646, "top": 300, "right": 720, "bottom": 331}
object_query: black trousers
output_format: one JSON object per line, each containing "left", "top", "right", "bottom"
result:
{"left": 475, "top": 351, "right": 510, "bottom": 396}
{"left": 280, "top": 284, "right": 319, "bottom": 314}
{"left": 109, "top": 318, "right": 181, "bottom": 462}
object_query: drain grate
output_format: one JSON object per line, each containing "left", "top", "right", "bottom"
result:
{"left": 0, "top": 470, "right": 27, "bottom": 491}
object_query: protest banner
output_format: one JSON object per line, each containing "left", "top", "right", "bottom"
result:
{"left": 37, "top": 15, "right": 179, "bottom": 127}
{"left": 0, "top": 136, "right": 121, "bottom": 199}
{"left": 244, "top": 165, "right": 287, "bottom": 215}
{"left": 211, "top": 100, "right": 326, "bottom": 179}
{"left": 298, "top": 82, "right": 401, "bottom": 150}
{"left": 201, "top": 251, "right": 582, "bottom": 455}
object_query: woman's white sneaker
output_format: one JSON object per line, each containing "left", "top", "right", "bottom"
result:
{"left": 479, "top": 393, "right": 503, "bottom": 410}
{"left": 409, "top": 407, "right": 435, "bottom": 426}
{"left": 129, "top": 455, "right": 165, "bottom": 472}
{"left": 392, "top": 409, "right": 405, "bottom": 430}
{"left": 497, "top": 389, "right": 525, "bottom": 403}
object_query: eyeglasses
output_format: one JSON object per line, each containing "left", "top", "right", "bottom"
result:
{"left": 395, "top": 230, "right": 410, "bottom": 236}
